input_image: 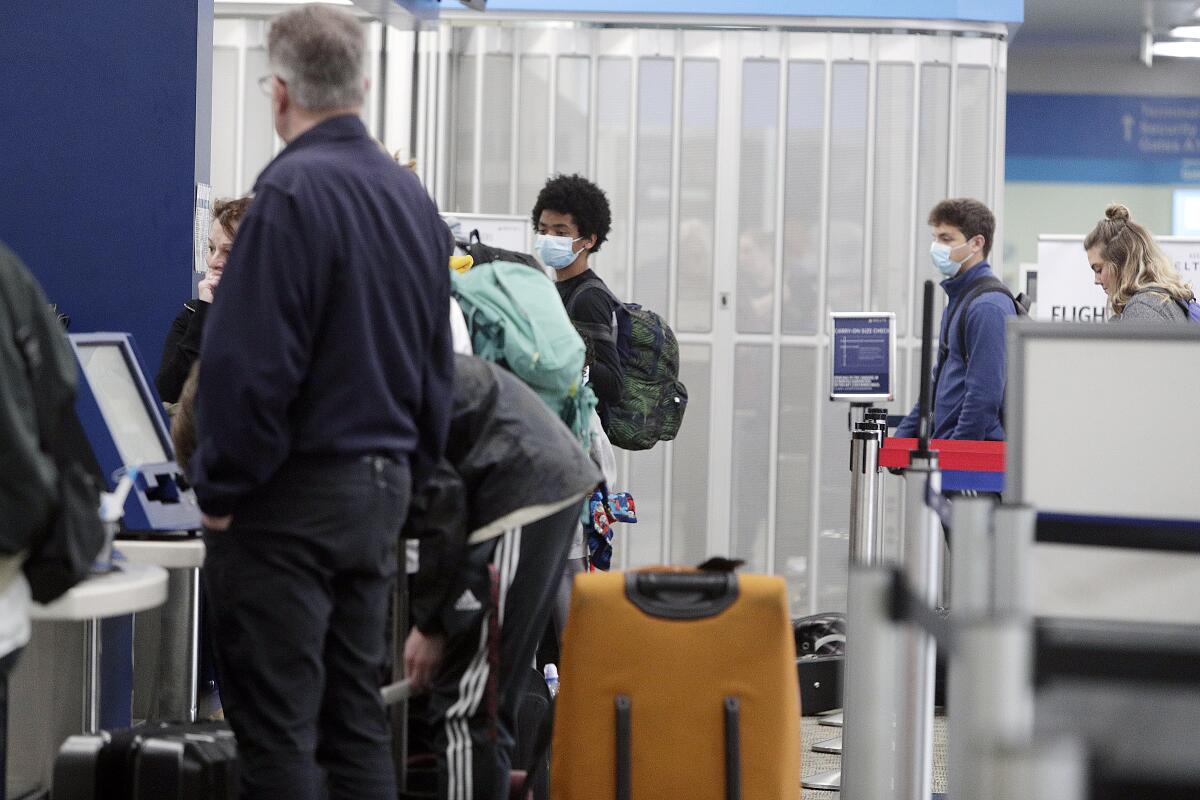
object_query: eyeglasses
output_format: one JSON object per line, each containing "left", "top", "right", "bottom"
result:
{"left": 257, "top": 74, "right": 283, "bottom": 96}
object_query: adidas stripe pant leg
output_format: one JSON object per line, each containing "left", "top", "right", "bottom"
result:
{"left": 425, "top": 503, "right": 580, "bottom": 800}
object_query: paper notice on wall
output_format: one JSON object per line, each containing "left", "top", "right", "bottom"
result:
{"left": 1037, "top": 235, "right": 1200, "bottom": 322}
{"left": 442, "top": 212, "right": 531, "bottom": 255}
{"left": 193, "top": 183, "right": 213, "bottom": 274}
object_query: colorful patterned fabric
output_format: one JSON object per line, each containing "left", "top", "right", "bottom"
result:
{"left": 585, "top": 491, "right": 637, "bottom": 571}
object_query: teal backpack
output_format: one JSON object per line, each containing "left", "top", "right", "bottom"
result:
{"left": 450, "top": 260, "right": 597, "bottom": 446}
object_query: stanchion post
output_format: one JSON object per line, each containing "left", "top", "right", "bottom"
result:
{"left": 848, "top": 401, "right": 871, "bottom": 434}
{"left": 948, "top": 497, "right": 994, "bottom": 796}
{"left": 839, "top": 565, "right": 899, "bottom": 800}
{"left": 849, "top": 426, "right": 882, "bottom": 566}
{"left": 992, "top": 505, "right": 1036, "bottom": 616}
{"left": 865, "top": 409, "right": 890, "bottom": 561}
{"left": 896, "top": 456, "right": 942, "bottom": 800}
{"left": 949, "top": 503, "right": 1037, "bottom": 799}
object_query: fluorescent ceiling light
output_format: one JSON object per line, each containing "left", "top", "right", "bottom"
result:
{"left": 1152, "top": 40, "right": 1200, "bottom": 58}
{"left": 1169, "top": 25, "right": 1200, "bottom": 38}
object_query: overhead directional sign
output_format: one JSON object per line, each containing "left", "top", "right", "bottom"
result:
{"left": 1009, "top": 93, "right": 1200, "bottom": 184}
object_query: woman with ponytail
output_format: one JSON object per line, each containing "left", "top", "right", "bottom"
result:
{"left": 1083, "top": 204, "right": 1197, "bottom": 322}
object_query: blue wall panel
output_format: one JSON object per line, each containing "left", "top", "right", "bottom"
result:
{"left": 0, "top": 1, "right": 207, "bottom": 371}
{"left": 477, "top": 0, "right": 1022, "bottom": 23}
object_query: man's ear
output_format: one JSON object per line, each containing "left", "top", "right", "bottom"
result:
{"left": 584, "top": 234, "right": 598, "bottom": 251}
{"left": 274, "top": 80, "right": 288, "bottom": 116}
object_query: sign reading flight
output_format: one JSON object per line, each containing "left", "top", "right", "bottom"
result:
{"left": 1036, "top": 235, "right": 1200, "bottom": 322}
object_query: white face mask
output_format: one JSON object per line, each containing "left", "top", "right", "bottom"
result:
{"left": 534, "top": 234, "right": 584, "bottom": 270}
{"left": 930, "top": 240, "right": 969, "bottom": 277}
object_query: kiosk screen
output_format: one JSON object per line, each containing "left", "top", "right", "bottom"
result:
{"left": 77, "top": 342, "right": 169, "bottom": 468}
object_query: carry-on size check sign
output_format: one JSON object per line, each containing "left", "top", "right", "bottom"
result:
{"left": 829, "top": 312, "right": 896, "bottom": 402}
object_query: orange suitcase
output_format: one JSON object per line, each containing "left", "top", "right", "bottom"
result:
{"left": 549, "top": 569, "right": 801, "bottom": 800}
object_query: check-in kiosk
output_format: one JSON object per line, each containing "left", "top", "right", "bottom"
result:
{"left": 69, "top": 334, "right": 203, "bottom": 728}
{"left": 69, "top": 332, "right": 200, "bottom": 533}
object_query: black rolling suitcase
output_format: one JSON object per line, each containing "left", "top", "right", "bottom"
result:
{"left": 53, "top": 721, "right": 238, "bottom": 799}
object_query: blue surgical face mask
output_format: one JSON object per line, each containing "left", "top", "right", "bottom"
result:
{"left": 534, "top": 234, "right": 584, "bottom": 270}
{"left": 930, "top": 240, "right": 968, "bottom": 278}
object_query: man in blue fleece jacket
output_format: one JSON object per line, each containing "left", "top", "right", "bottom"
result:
{"left": 895, "top": 198, "right": 1015, "bottom": 442}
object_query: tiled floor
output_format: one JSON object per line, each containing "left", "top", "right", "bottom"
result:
{"left": 801, "top": 714, "right": 948, "bottom": 798}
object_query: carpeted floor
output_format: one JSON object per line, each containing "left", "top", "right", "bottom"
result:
{"left": 801, "top": 713, "right": 947, "bottom": 798}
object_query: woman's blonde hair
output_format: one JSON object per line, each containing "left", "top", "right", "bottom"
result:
{"left": 171, "top": 363, "right": 200, "bottom": 481}
{"left": 1083, "top": 204, "right": 1196, "bottom": 314}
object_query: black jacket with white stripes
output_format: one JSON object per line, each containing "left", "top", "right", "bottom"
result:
{"left": 405, "top": 354, "right": 602, "bottom": 634}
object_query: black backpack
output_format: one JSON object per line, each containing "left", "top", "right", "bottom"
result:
{"left": 931, "top": 277, "right": 1029, "bottom": 422}
{"left": 456, "top": 230, "right": 542, "bottom": 271}
{"left": 947, "top": 277, "right": 1030, "bottom": 370}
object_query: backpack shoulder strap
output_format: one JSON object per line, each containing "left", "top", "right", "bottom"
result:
{"left": 565, "top": 276, "right": 618, "bottom": 316}
{"left": 953, "top": 277, "right": 1016, "bottom": 368}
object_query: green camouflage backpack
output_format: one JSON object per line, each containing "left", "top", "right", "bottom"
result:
{"left": 566, "top": 278, "right": 688, "bottom": 451}
{"left": 451, "top": 260, "right": 596, "bottom": 447}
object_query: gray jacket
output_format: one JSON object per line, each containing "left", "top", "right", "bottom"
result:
{"left": 1116, "top": 289, "right": 1188, "bottom": 322}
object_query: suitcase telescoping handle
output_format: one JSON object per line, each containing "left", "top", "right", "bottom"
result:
{"left": 624, "top": 572, "right": 739, "bottom": 619}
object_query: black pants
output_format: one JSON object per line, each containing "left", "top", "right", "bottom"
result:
{"left": 424, "top": 503, "right": 579, "bottom": 800}
{"left": 203, "top": 455, "right": 410, "bottom": 800}
{"left": 0, "top": 649, "right": 20, "bottom": 800}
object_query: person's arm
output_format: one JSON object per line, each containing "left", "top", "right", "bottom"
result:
{"left": 0, "top": 252, "right": 76, "bottom": 551}
{"left": 410, "top": 259, "right": 454, "bottom": 491}
{"left": 893, "top": 401, "right": 921, "bottom": 437}
{"left": 951, "top": 301, "right": 1012, "bottom": 440}
{"left": 570, "top": 289, "right": 624, "bottom": 407}
{"left": 407, "top": 459, "right": 470, "bottom": 635}
{"left": 191, "top": 186, "right": 328, "bottom": 518}
{"left": 155, "top": 305, "right": 197, "bottom": 403}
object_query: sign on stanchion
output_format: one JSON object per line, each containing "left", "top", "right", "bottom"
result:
{"left": 829, "top": 312, "right": 897, "bottom": 402}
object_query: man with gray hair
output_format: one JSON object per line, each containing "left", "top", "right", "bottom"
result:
{"left": 191, "top": 5, "right": 453, "bottom": 799}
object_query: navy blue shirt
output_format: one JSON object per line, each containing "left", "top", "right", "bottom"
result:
{"left": 193, "top": 115, "right": 453, "bottom": 517}
{"left": 896, "top": 262, "right": 1015, "bottom": 441}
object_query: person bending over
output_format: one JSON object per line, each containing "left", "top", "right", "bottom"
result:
{"left": 404, "top": 353, "right": 601, "bottom": 800}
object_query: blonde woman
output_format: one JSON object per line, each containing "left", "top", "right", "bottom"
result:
{"left": 1083, "top": 204, "right": 1197, "bottom": 322}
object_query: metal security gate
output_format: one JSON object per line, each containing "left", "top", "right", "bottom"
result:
{"left": 419, "top": 20, "right": 1007, "bottom": 615}
{"left": 210, "top": 10, "right": 1007, "bottom": 615}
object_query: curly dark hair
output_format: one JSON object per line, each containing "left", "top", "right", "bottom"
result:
{"left": 530, "top": 174, "right": 612, "bottom": 254}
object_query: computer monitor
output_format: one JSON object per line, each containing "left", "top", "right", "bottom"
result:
{"left": 69, "top": 333, "right": 199, "bottom": 533}
{"left": 75, "top": 341, "right": 169, "bottom": 468}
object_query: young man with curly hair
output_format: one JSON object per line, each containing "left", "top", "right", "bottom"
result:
{"left": 531, "top": 174, "right": 625, "bottom": 426}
